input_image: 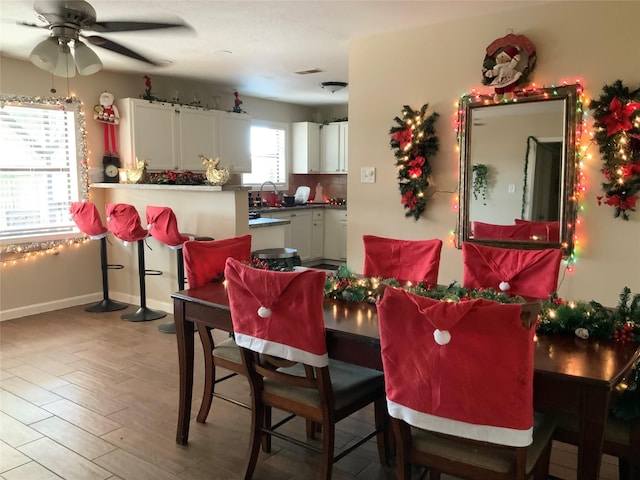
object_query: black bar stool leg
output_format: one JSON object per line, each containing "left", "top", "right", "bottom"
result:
{"left": 122, "top": 239, "right": 166, "bottom": 322}
{"left": 85, "top": 237, "right": 128, "bottom": 313}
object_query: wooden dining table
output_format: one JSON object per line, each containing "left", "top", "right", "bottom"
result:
{"left": 172, "top": 282, "right": 640, "bottom": 480}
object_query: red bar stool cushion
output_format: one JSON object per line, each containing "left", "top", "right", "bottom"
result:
{"left": 105, "top": 203, "right": 149, "bottom": 243}
{"left": 70, "top": 201, "right": 108, "bottom": 239}
{"left": 146, "top": 205, "right": 191, "bottom": 248}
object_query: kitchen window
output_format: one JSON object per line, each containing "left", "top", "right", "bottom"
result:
{"left": 0, "top": 95, "right": 87, "bottom": 254}
{"left": 242, "top": 122, "right": 288, "bottom": 189}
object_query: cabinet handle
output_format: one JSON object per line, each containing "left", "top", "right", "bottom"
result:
{"left": 291, "top": 214, "right": 296, "bottom": 217}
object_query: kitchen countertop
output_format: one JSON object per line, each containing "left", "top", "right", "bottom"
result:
{"left": 249, "top": 217, "right": 290, "bottom": 229}
{"left": 250, "top": 203, "right": 346, "bottom": 213}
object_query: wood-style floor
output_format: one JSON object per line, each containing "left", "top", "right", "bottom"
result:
{"left": 0, "top": 304, "right": 620, "bottom": 480}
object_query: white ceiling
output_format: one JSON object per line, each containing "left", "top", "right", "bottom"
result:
{"left": 0, "top": 0, "right": 548, "bottom": 106}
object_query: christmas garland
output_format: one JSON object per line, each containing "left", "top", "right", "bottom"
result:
{"left": 389, "top": 104, "right": 439, "bottom": 220}
{"left": 324, "top": 266, "right": 639, "bottom": 343}
{"left": 589, "top": 80, "right": 640, "bottom": 220}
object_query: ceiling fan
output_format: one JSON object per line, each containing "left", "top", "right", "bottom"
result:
{"left": 21, "top": 0, "right": 190, "bottom": 77}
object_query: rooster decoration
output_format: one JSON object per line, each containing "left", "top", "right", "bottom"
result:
{"left": 200, "top": 155, "right": 230, "bottom": 186}
{"left": 126, "top": 158, "right": 149, "bottom": 184}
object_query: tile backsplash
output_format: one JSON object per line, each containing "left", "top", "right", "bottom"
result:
{"left": 288, "top": 174, "right": 347, "bottom": 202}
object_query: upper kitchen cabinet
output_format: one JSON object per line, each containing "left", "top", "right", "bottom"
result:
{"left": 292, "top": 122, "right": 321, "bottom": 173}
{"left": 217, "top": 111, "right": 252, "bottom": 173}
{"left": 320, "top": 122, "right": 348, "bottom": 174}
{"left": 116, "top": 98, "right": 217, "bottom": 171}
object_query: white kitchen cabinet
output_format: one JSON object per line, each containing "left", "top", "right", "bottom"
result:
{"left": 310, "top": 209, "right": 324, "bottom": 260}
{"left": 217, "top": 111, "right": 252, "bottom": 173}
{"left": 320, "top": 122, "right": 348, "bottom": 174}
{"left": 116, "top": 98, "right": 217, "bottom": 171}
{"left": 263, "top": 210, "right": 312, "bottom": 262}
{"left": 115, "top": 98, "right": 251, "bottom": 174}
{"left": 323, "top": 209, "right": 347, "bottom": 261}
{"left": 179, "top": 107, "right": 218, "bottom": 171}
{"left": 292, "top": 122, "right": 321, "bottom": 173}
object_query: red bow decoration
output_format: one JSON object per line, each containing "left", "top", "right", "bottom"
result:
{"left": 401, "top": 190, "right": 417, "bottom": 210}
{"left": 603, "top": 194, "right": 639, "bottom": 211}
{"left": 392, "top": 128, "right": 413, "bottom": 150}
{"left": 408, "top": 156, "right": 425, "bottom": 177}
{"left": 601, "top": 97, "right": 640, "bottom": 136}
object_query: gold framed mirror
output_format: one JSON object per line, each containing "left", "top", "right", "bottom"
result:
{"left": 456, "top": 84, "right": 583, "bottom": 256}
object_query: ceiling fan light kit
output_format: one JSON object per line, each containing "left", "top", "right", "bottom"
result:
{"left": 320, "top": 81, "right": 348, "bottom": 93}
{"left": 23, "top": 0, "right": 188, "bottom": 78}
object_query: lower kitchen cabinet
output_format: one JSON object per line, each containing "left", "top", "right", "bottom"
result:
{"left": 311, "top": 209, "right": 324, "bottom": 260}
{"left": 323, "top": 209, "right": 347, "bottom": 261}
{"left": 263, "top": 210, "right": 312, "bottom": 262}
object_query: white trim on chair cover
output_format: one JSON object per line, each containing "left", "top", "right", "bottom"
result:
{"left": 235, "top": 333, "right": 329, "bottom": 368}
{"left": 387, "top": 399, "right": 533, "bottom": 447}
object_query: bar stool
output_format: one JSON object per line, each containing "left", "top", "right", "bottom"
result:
{"left": 70, "top": 201, "right": 127, "bottom": 313}
{"left": 146, "top": 205, "right": 212, "bottom": 334}
{"left": 106, "top": 203, "right": 166, "bottom": 322}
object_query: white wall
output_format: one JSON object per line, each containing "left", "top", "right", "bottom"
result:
{"left": 347, "top": 0, "right": 640, "bottom": 305}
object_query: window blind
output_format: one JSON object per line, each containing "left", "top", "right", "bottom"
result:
{"left": 0, "top": 103, "right": 80, "bottom": 240}
{"left": 243, "top": 125, "right": 286, "bottom": 185}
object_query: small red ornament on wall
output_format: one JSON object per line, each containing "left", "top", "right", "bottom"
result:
{"left": 482, "top": 33, "right": 537, "bottom": 102}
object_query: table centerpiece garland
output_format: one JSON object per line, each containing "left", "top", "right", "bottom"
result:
{"left": 389, "top": 104, "right": 439, "bottom": 221}
{"left": 589, "top": 79, "right": 640, "bottom": 220}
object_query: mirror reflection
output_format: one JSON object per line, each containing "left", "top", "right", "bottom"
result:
{"left": 457, "top": 84, "right": 581, "bottom": 255}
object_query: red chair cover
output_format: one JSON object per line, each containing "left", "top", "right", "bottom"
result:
{"left": 362, "top": 235, "right": 442, "bottom": 285}
{"left": 377, "top": 287, "right": 534, "bottom": 447}
{"left": 514, "top": 219, "right": 560, "bottom": 242}
{"left": 183, "top": 234, "right": 252, "bottom": 288}
{"left": 70, "top": 201, "right": 108, "bottom": 239}
{"left": 472, "top": 221, "right": 533, "bottom": 241}
{"left": 224, "top": 257, "right": 328, "bottom": 367}
{"left": 462, "top": 242, "right": 562, "bottom": 299}
{"left": 105, "top": 203, "right": 149, "bottom": 243}
{"left": 145, "top": 205, "right": 190, "bottom": 248}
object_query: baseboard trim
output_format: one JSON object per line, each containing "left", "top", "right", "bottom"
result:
{"left": 0, "top": 292, "right": 173, "bottom": 322}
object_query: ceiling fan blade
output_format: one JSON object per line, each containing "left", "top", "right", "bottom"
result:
{"left": 87, "top": 20, "right": 190, "bottom": 33}
{"left": 16, "top": 21, "right": 49, "bottom": 29}
{"left": 83, "top": 35, "right": 160, "bottom": 66}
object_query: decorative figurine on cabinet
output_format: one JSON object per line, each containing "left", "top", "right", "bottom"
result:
{"left": 200, "top": 155, "right": 230, "bottom": 186}
{"left": 482, "top": 33, "right": 537, "bottom": 102}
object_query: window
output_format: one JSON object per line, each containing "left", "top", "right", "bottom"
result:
{"left": 242, "top": 122, "right": 288, "bottom": 187}
{"left": 0, "top": 96, "right": 87, "bottom": 251}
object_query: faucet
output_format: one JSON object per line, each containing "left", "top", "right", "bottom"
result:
{"left": 258, "top": 181, "right": 280, "bottom": 207}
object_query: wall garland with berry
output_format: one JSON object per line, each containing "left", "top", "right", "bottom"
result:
{"left": 389, "top": 104, "right": 439, "bottom": 220}
{"left": 590, "top": 80, "right": 640, "bottom": 220}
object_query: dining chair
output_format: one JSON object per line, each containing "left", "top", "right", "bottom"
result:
{"left": 70, "top": 201, "right": 127, "bottom": 313}
{"left": 377, "top": 286, "right": 555, "bottom": 480}
{"left": 182, "top": 234, "right": 252, "bottom": 422}
{"left": 514, "top": 219, "right": 561, "bottom": 242}
{"left": 472, "top": 221, "right": 534, "bottom": 241}
{"left": 362, "top": 234, "right": 442, "bottom": 285}
{"left": 462, "top": 242, "right": 563, "bottom": 299}
{"left": 224, "top": 257, "right": 388, "bottom": 480}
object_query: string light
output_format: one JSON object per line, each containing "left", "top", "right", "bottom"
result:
{"left": 0, "top": 94, "right": 91, "bottom": 267}
{"left": 454, "top": 81, "right": 590, "bottom": 272}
